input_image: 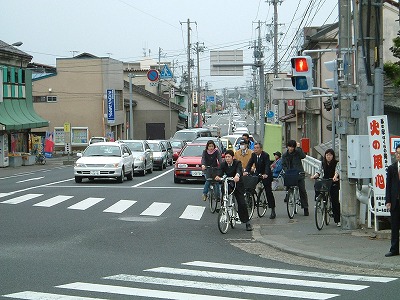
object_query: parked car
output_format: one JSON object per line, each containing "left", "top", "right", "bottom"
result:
{"left": 74, "top": 142, "right": 134, "bottom": 183}
{"left": 117, "top": 140, "right": 153, "bottom": 176}
{"left": 156, "top": 140, "right": 173, "bottom": 166}
{"left": 170, "top": 139, "right": 186, "bottom": 162}
{"left": 147, "top": 140, "right": 168, "bottom": 170}
{"left": 174, "top": 142, "right": 206, "bottom": 183}
{"left": 172, "top": 128, "right": 212, "bottom": 143}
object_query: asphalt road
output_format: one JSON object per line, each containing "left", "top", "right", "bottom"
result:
{"left": 0, "top": 113, "right": 398, "bottom": 299}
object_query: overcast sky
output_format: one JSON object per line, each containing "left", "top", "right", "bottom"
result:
{"left": 2, "top": 0, "right": 338, "bottom": 90}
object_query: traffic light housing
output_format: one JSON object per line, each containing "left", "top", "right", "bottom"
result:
{"left": 291, "top": 56, "right": 313, "bottom": 92}
{"left": 324, "top": 59, "right": 338, "bottom": 93}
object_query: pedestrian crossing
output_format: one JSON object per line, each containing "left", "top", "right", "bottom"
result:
{"left": 2, "top": 260, "right": 397, "bottom": 299}
{"left": 0, "top": 192, "right": 207, "bottom": 221}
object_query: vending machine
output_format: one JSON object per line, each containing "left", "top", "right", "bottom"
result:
{"left": 0, "top": 133, "right": 9, "bottom": 167}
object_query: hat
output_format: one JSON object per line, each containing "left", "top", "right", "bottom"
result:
{"left": 273, "top": 151, "right": 281, "bottom": 157}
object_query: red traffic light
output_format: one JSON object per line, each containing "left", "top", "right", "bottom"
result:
{"left": 294, "top": 57, "right": 309, "bottom": 72}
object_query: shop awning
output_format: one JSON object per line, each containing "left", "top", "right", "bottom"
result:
{"left": 0, "top": 99, "right": 49, "bottom": 130}
{"left": 178, "top": 113, "right": 188, "bottom": 120}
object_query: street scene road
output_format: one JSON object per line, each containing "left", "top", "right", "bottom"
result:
{"left": 0, "top": 113, "right": 399, "bottom": 300}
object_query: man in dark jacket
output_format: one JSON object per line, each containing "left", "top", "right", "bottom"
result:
{"left": 281, "top": 140, "right": 309, "bottom": 216}
{"left": 385, "top": 144, "right": 400, "bottom": 257}
{"left": 243, "top": 142, "right": 276, "bottom": 219}
{"left": 215, "top": 150, "right": 253, "bottom": 231}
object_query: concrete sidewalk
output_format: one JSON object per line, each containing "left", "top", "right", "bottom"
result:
{"left": 251, "top": 179, "right": 399, "bottom": 271}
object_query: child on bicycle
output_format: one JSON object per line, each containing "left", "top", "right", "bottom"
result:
{"left": 310, "top": 148, "right": 340, "bottom": 226}
{"left": 201, "top": 140, "right": 222, "bottom": 201}
{"left": 215, "top": 150, "right": 253, "bottom": 231}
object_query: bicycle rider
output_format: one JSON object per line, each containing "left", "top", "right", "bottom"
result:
{"left": 310, "top": 148, "right": 341, "bottom": 226}
{"left": 281, "top": 140, "right": 309, "bottom": 216}
{"left": 215, "top": 150, "right": 253, "bottom": 231}
{"left": 201, "top": 140, "right": 222, "bottom": 202}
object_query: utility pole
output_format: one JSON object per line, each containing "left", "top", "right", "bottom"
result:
{"left": 158, "top": 47, "right": 162, "bottom": 96}
{"left": 180, "top": 19, "right": 196, "bottom": 128}
{"left": 195, "top": 42, "right": 205, "bottom": 127}
{"left": 338, "top": 0, "right": 357, "bottom": 230}
{"left": 128, "top": 73, "right": 134, "bottom": 139}
{"left": 256, "top": 20, "right": 266, "bottom": 141}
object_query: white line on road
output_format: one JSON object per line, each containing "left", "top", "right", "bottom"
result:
{"left": 183, "top": 261, "right": 398, "bottom": 283}
{"left": 33, "top": 195, "right": 74, "bottom": 207}
{"left": 132, "top": 168, "right": 174, "bottom": 187}
{"left": 16, "top": 177, "right": 44, "bottom": 183}
{"left": 1, "top": 194, "right": 43, "bottom": 204}
{"left": 67, "top": 197, "right": 104, "bottom": 210}
{"left": 140, "top": 202, "right": 170, "bottom": 216}
{"left": 57, "top": 282, "right": 247, "bottom": 300}
{"left": 105, "top": 274, "right": 338, "bottom": 300}
{"left": 3, "top": 291, "right": 105, "bottom": 300}
{"left": 103, "top": 200, "right": 137, "bottom": 213}
{"left": 146, "top": 267, "right": 369, "bottom": 291}
{"left": 179, "top": 205, "right": 205, "bottom": 220}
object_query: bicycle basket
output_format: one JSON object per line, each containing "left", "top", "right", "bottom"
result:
{"left": 314, "top": 179, "right": 332, "bottom": 192}
{"left": 283, "top": 169, "right": 299, "bottom": 187}
{"left": 242, "top": 175, "right": 259, "bottom": 191}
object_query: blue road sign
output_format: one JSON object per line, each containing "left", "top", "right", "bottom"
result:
{"left": 266, "top": 110, "right": 274, "bottom": 118}
{"left": 147, "top": 69, "right": 159, "bottom": 82}
{"left": 206, "top": 96, "right": 215, "bottom": 103}
{"left": 160, "top": 64, "right": 173, "bottom": 79}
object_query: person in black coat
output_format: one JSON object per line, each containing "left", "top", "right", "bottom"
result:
{"left": 385, "top": 144, "right": 400, "bottom": 257}
{"left": 243, "top": 142, "right": 276, "bottom": 219}
{"left": 215, "top": 150, "right": 253, "bottom": 231}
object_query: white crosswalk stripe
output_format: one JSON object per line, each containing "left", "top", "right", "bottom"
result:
{"left": 179, "top": 205, "right": 205, "bottom": 220}
{"left": 2, "top": 260, "right": 397, "bottom": 300}
{"left": 33, "top": 195, "right": 74, "bottom": 207}
{"left": 103, "top": 199, "right": 136, "bottom": 213}
{"left": 140, "top": 202, "right": 171, "bottom": 216}
{"left": 1, "top": 193, "right": 43, "bottom": 204}
{"left": 67, "top": 197, "right": 104, "bottom": 210}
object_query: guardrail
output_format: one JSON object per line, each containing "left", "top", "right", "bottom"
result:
{"left": 302, "top": 155, "right": 321, "bottom": 176}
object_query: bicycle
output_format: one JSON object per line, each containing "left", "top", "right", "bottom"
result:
{"left": 217, "top": 176, "right": 238, "bottom": 234}
{"left": 283, "top": 169, "right": 302, "bottom": 219}
{"left": 314, "top": 178, "right": 334, "bottom": 230}
{"left": 35, "top": 151, "right": 46, "bottom": 165}
{"left": 242, "top": 174, "right": 268, "bottom": 219}
{"left": 204, "top": 167, "right": 220, "bottom": 213}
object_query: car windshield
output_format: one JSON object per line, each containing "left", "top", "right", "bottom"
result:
{"left": 173, "top": 131, "right": 197, "bottom": 142}
{"left": 148, "top": 143, "right": 161, "bottom": 151}
{"left": 84, "top": 145, "right": 121, "bottom": 157}
{"left": 180, "top": 145, "right": 204, "bottom": 157}
{"left": 170, "top": 141, "right": 183, "bottom": 148}
{"left": 125, "top": 142, "right": 144, "bottom": 152}
{"left": 90, "top": 138, "right": 105, "bottom": 144}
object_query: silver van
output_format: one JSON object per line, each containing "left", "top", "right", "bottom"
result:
{"left": 172, "top": 128, "right": 212, "bottom": 143}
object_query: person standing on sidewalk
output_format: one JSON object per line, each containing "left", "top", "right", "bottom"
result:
{"left": 282, "top": 140, "right": 309, "bottom": 216}
{"left": 385, "top": 144, "right": 400, "bottom": 257}
{"left": 271, "top": 151, "right": 283, "bottom": 178}
{"left": 310, "top": 148, "right": 340, "bottom": 226}
{"left": 243, "top": 142, "right": 276, "bottom": 219}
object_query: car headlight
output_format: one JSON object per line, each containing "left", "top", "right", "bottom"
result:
{"left": 105, "top": 162, "right": 121, "bottom": 168}
{"left": 74, "top": 163, "right": 87, "bottom": 167}
{"left": 177, "top": 163, "right": 188, "bottom": 168}
{"left": 135, "top": 156, "right": 145, "bottom": 162}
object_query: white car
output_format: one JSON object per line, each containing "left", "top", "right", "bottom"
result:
{"left": 74, "top": 142, "right": 134, "bottom": 183}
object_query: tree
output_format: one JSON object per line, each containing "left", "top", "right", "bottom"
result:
{"left": 384, "top": 31, "right": 400, "bottom": 87}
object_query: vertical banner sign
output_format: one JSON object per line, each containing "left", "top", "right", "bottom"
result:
{"left": 367, "top": 115, "right": 391, "bottom": 216}
{"left": 107, "top": 89, "right": 115, "bottom": 123}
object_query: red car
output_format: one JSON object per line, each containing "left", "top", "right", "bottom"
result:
{"left": 170, "top": 139, "right": 186, "bottom": 162}
{"left": 174, "top": 143, "right": 205, "bottom": 183}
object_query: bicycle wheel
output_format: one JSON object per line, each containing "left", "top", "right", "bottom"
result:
{"left": 325, "top": 196, "right": 331, "bottom": 225}
{"left": 286, "top": 189, "right": 295, "bottom": 219}
{"left": 315, "top": 194, "right": 325, "bottom": 230}
{"left": 245, "top": 191, "right": 255, "bottom": 220}
{"left": 257, "top": 189, "right": 268, "bottom": 217}
{"left": 218, "top": 206, "right": 229, "bottom": 234}
{"left": 208, "top": 186, "right": 218, "bottom": 213}
{"left": 294, "top": 188, "right": 301, "bottom": 214}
